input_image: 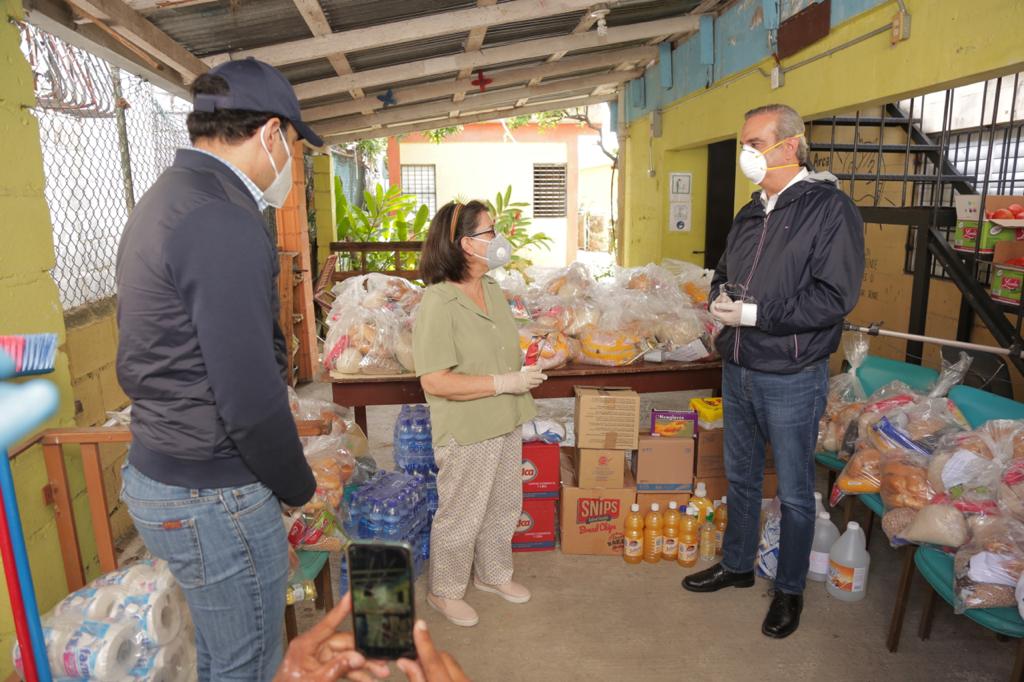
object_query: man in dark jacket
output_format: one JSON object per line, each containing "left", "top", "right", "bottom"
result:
{"left": 682, "top": 104, "right": 865, "bottom": 639}
{"left": 116, "top": 59, "right": 322, "bottom": 681}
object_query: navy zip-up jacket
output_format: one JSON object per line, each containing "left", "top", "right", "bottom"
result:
{"left": 711, "top": 171, "right": 865, "bottom": 374}
{"left": 115, "top": 149, "right": 316, "bottom": 506}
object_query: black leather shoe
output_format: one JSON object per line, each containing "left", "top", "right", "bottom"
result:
{"left": 681, "top": 563, "right": 756, "bottom": 593}
{"left": 762, "top": 590, "right": 803, "bottom": 639}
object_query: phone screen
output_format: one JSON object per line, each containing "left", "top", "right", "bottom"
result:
{"left": 347, "top": 541, "right": 416, "bottom": 660}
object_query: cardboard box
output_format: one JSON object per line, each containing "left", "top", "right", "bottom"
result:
{"left": 560, "top": 466, "right": 636, "bottom": 556}
{"left": 636, "top": 492, "right": 690, "bottom": 513}
{"left": 954, "top": 195, "right": 1024, "bottom": 254}
{"left": 990, "top": 241, "right": 1024, "bottom": 305}
{"left": 695, "top": 429, "right": 775, "bottom": 478}
{"left": 650, "top": 410, "right": 698, "bottom": 438}
{"left": 522, "top": 442, "right": 561, "bottom": 498}
{"left": 575, "top": 448, "right": 628, "bottom": 488}
{"left": 574, "top": 386, "right": 641, "bottom": 450}
{"left": 633, "top": 434, "right": 695, "bottom": 492}
{"left": 559, "top": 447, "right": 576, "bottom": 487}
{"left": 701, "top": 473, "right": 777, "bottom": 500}
{"left": 513, "top": 497, "right": 557, "bottom": 552}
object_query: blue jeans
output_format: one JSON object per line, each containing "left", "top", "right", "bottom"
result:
{"left": 720, "top": 359, "right": 828, "bottom": 595}
{"left": 120, "top": 461, "right": 289, "bottom": 682}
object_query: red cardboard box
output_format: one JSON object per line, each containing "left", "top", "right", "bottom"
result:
{"left": 522, "top": 442, "right": 561, "bottom": 498}
{"left": 513, "top": 497, "right": 557, "bottom": 552}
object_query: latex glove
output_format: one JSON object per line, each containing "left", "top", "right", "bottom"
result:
{"left": 710, "top": 299, "right": 757, "bottom": 327}
{"left": 492, "top": 365, "right": 547, "bottom": 395}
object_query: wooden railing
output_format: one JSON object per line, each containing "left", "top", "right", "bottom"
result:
{"left": 9, "top": 420, "right": 329, "bottom": 594}
{"left": 327, "top": 241, "right": 424, "bottom": 282}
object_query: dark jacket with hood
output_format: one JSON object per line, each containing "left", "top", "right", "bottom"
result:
{"left": 711, "top": 170, "right": 865, "bottom": 374}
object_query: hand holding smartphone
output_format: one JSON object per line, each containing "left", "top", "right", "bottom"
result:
{"left": 346, "top": 541, "right": 417, "bottom": 660}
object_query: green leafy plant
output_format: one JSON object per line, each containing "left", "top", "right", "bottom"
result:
{"left": 486, "top": 185, "right": 552, "bottom": 276}
{"left": 506, "top": 110, "right": 571, "bottom": 131}
{"left": 335, "top": 180, "right": 430, "bottom": 271}
{"left": 423, "top": 126, "right": 463, "bottom": 143}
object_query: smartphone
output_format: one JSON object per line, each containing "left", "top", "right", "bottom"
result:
{"left": 346, "top": 541, "right": 417, "bottom": 660}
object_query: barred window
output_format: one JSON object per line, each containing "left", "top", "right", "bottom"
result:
{"left": 400, "top": 164, "right": 436, "bottom": 215}
{"left": 532, "top": 163, "right": 567, "bottom": 218}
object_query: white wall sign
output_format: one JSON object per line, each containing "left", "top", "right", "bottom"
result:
{"left": 669, "top": 200, "right": 691, "bottom": 233}
{"left": 669, "top": 172, "right": 692, "bottom": 199}
{"left": 669, "top": 172, "right": 692, "bottom": 232}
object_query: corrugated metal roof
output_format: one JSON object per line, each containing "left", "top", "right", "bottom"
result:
{"left": 320, "top": 0, "right": 479, "bottom": 33}
{"left": 149, "top": 0, "right": 311, "bottom": 57}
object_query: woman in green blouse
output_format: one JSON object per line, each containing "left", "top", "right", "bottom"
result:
{"left": 413, "top": 200, "right": 547, "bottom": 627}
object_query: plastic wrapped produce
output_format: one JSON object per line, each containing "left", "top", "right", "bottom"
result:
{"left": 898, "top": 499, "right": 970, "bottom": 547}
{"left": 817, "top": 333, "right": 869, "bottom": 452}
{"left": 836, "top": 448, "right": 883, "bottom": 495}
{"left": 538, "top": 262, "right": 596, "bottom": 299}
{"left": 518, "top": 327, "right": 573, "bottom": 370}
{"left": 836, "top": 381, "right": 917, "bottom": 459}
{"left": 617, "top": 263, "right": 678, "bottom": 296}
{"left": 882, "top": 508, "right": 918, "bottom": 545}
{"left": 289, "top": 390, "right": 369, "bottom": 458}
{"left": 955, "top": 517, "right": 1024, "bottom": 612}
{"left": 1000, "top": 459, "right": 1024, "bottom": 522}
{"left": 879, "top": 449, "right": 935, "bottom": 510}
{"left": 660, "top": 258, "right": 714, "bottom": 305}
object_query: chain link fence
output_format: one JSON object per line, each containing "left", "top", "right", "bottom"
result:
{"left": 19, "top": 22, "right": 191, "bottom": 311}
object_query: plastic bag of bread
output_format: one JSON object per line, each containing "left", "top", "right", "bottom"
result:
{"left": 880, "top": 449, "right": 935, "bottom": 510}
{"left": 837, "top": 381, "right": 917, "bottom": 459}
{"left": 653, "top": 308, "right": 713, "bottom": 356}
{"left": 897, "top": 498, "right": 970, "bottom": 547}
{"left": 871, "top": 398, "right": 968, "bottom": 457}
{"left": 617, "top": 263, "right": 678, "bottom": 296}
{"left": 817, "top": 333, "right": 869, "bottom": 452}
{"left": 955, "top": 516, "right": 1024, "bottom": 612}
{"left": 926, "top": 350, "right": 973, "bottom": 398}
{"left": 661, "top": 258, "right": 714, "bottom": 305}
{"left": 537, "top": 262, "right": 595, "bottom": 299}
{"left": 302, "top": 436, "right": 354, "bottom": 515}
{"left": 519, "top": 327, "right": 572, "bottom": 371}
{"left": 577, "top": 327, "right": 647, "bottom": 366}
{"left": 290, "top": 393, "right": 369, "bottom": 458}
{"left": 323, "top": 304, "right": 404, "bottom": 375}
{"left": 836, "top": 447, "right": 883, "bottom": 495}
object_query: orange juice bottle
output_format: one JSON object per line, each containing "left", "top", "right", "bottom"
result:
{"left": 699, "top": 509, "right": 717, "bottom": 562}
{"left": 713, "top": 496, "right": 728, "bottom": 555}
{"left": 690, "top": 482, "right": 713, "bottom": 524}
{"left": 661, "top": 501, "right": 681, "bottom": 561}
{"left": 678, "top": 506, "right": 700, "bottom": 567}
{"left": 623, "top": 503, "right": 644, "bottom": 565}
{"left": 643, "top": 503, "right": 663, "bottom": 563}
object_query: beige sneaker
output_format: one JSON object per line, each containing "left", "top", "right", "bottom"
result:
{"left": 426, "top": 593, "right": 479, "bottom": 627}
{"left": 473, "top": 579, "right": 531, "bottom": 604}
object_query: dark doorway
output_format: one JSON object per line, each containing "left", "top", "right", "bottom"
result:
{"left": 704, "top": 139, "right": 737, "bottom": 269}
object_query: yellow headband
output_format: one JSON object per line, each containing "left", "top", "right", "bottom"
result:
{"left": 449, "top": 203, "right": 463, "bottom": 242}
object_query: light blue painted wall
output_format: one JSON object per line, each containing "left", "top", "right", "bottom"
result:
{"left": 625, "top": 0, "right": 890, "bottom": 124}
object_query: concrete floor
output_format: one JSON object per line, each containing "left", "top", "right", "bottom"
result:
{"left": 294, "top": 384, "right": 1016, "bottom": 681}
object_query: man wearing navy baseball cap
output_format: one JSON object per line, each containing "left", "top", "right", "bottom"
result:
{"left": 116, "top": 59, "right": 326, "bottom": 681}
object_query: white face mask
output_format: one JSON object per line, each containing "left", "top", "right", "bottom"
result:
{"left": 259, "top": 125, "right": 292, "bottom": 208}
{"left": 738, "top": 135, "right": 802, "bottom": 185}
{"left": 468, "top": 234, "right": 512, "bottom": 270}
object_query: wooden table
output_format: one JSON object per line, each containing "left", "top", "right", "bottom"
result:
{"left": 329, "top": 360, "right": 723, "bottom": 435}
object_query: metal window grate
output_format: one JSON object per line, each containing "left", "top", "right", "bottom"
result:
{"left": 400, "top": 164, "right": 436, "bottom": 215}
{"left": 532, "top": 163, "right": 567, "bottom": 218}
{"left": 19, "top": 21, "right": 191, "bottom": 312}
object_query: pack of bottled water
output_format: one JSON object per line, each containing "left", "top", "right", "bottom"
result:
{"left": 343, "top": 470, "right": 433, "bottom": 579}
{"left": 393, "top": 404, "right": 438, "bottom": 479}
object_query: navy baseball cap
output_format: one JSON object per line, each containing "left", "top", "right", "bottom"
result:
{"left": 193, "top": 58, "right": 324, "bottom": 148}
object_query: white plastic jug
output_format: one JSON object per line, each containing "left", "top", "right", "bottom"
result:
{"left": 807, "top": 512, "right": 840, "bottom": 583}
{"left": 826, "top": 521, "right": 871, "bottom": 601}
{"left": 814, "top": 491, "right": 826, "bottom": 517}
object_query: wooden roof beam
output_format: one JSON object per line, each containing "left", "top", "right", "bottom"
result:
{"left": 519, "top": 3, "right": 601, "bottom": 107}
{"left": 294, "top": 15, "right": 700, "bottom": 101}
{"left": 61, "top": 0, "right": 207, "bottom": 80}
{"left": 323, "top": 93, "right": 616, "bottom": 144}
{"left": 304, "top": 45, "right": 657, "bottom": 122}
{"left": 451, "top": 0, "right": 498, "bottom": 112}
{"left": 205, "top": 0, "right": 599, "bottom": 69}
{"left": 290, "top": 0, "right": 369, "bottom": 112}
{"left": 317, "top": 69, "right": 640, "bottom": 135}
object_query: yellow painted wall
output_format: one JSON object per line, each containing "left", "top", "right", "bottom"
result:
{"left": 0, "top": 0, "right": 108, "bottom": 675}
{"left": 625, "top": 0, "right": 1024, "bottom": 265}
{"left": 312, "top": 154, "right": 335, "bottom": 269}
{"left": 623, "top": 0, "right": 1024, "bottom": 382}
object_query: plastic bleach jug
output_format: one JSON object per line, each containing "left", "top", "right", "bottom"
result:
{"left": 808, "top": 512, "right": 840, "bottom": 583}
{"left": 826, "top": 521, "right": 870, "bottom": 601}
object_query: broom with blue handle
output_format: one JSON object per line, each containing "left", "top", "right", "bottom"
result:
{"left": 0, "top": 334, "right": 60, "bottom": 682}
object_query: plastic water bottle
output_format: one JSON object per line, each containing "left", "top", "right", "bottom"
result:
{"left": 826, "top": 521, "right": 871, "bottom": 601}
{"left": 410, "top": 418, "right": 430, "bottom": 475}
{"left": 808, "top": 512, "right": 840, "bottom": 582}
{"left": 367, "top": 498, "right": 385, "bottom": 539}
{"left": 383, "top": 500, "right": 401, "bottom": 539}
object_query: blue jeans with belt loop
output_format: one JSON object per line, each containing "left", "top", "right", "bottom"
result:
{"left": 719, "top": 359, "right": 828, "bottom": 595}
{"left": 120, "top": 460, "right": 289, "bottom": 682}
